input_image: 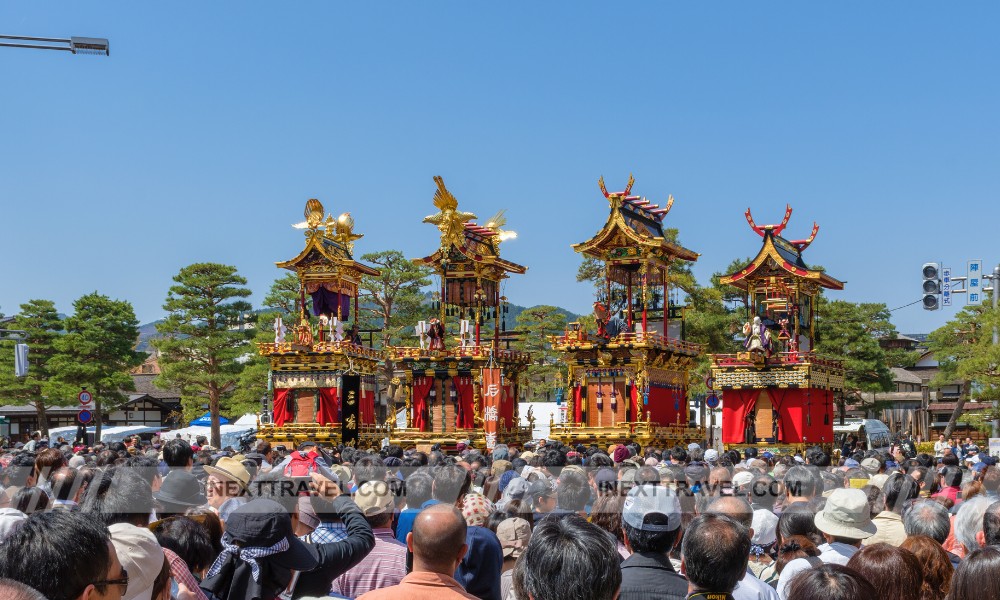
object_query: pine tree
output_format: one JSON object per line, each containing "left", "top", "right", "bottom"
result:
{"left": 153, "top": 263, "right": 253, "bottom": 447}
{"left": 50, "top": 293, "right": 145, "bottom": 440}
{"left": 515, "top": 305, "right": 568, "bottom": 401}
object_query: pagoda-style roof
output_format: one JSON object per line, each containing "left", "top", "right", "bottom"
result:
{"left": 414, "top": 176, "right": 526, "bottom": 278}
{"left": 277, "top": 199, "right": 379, "bottom": 279}
{"left": 573, "top": 175, "right": 699, "bottom": 264}
{"left": 719, "top": 205, "right": 843, "bottom": 290}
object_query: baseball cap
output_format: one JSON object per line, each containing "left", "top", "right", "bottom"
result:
{"left": 732, "top": 471, "right": 754, "bottom": 490}
{"left": 497, "top": 517, "right": 532, "bottom": 560}
{"left": 687, "top": 443, "right": 701, "bottom": 453}
{"left": 860, "top": 458, "right": 881, "bottom": 474}
{"left": 354, "top": 481, "right": 395, "bottom": 516}
{"left": 110, "top": 523, "right": 166, "bottom": 600}
{"left": 843, "top": 458, "right": 860, "bottom": 468}
{"left": 751, "top": 509, "right": 779, "bottom": 546}
{"left": 527, "top": 479, "right": 555, "bottom": 500}
{"left": 704, "top": 449, "right": 719, "bottom": 464}
{"left": 622, "top": 484, "right": 681, "bottom": 532}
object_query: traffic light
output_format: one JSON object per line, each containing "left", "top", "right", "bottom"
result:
{"left": 922, "top": 262, "right": 941, "bottom": 310}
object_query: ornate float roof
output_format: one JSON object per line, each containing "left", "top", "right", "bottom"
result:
{"left": 572, "top": 175, "right": 699, "bottom": 264}
{"left": 276, "top": 199, "right": 380, "bottom": 278}
{"left": 414, "top": 176, "right": 527, "bottom": 277}
{"left": 719, "top": 205, "right": 843, "bottom": 290}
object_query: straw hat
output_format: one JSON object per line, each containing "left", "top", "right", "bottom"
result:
{"left": 204, "top": 456, "right": 251, "bottom": 491}
{"left": 814, "top": 488, "right": 877, "bottom": 540}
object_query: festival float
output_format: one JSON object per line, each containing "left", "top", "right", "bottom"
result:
{"left": 548, "top": 176, "right": 706, "bottom": 447}
{"left": 256, "top": 199, "right": 386, "bottom": 446}
{"left": 710, "top": 206, "right": 845, "bottom": 455}
{"left": 385, "top": 176, "right": 533, "bottom": 451}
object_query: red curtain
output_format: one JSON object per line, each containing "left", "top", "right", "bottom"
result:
{"left": 573, "top": 385, "right": 582, "bottom": 424}
{"left": 316, "top": 387, "right": 339, "bottom": 425}
{"left": 412, "top": 377, "right": 434, "bottom": 431}
{"left": 630, "top": 383, "right": 639, "bottom": 422}
{"left": 454, "top": 377, "right": 475, "bottom": 429}
{"left": 768, "top": 388, "right": 835, "bottom": 445}
{"left": 647, "top": 385, "right": 687, "bottom": 427}
{"left": 360, "top": 381, "right": 376, "bottom": 426}
{"left": 721, "top": 389, "right": 758, "bottom": 444}
{"left": 500, "top": 383, "right": 516, "bottom": 430}
{"left": 273, "top": 388, "right": 293, "bottom": 427}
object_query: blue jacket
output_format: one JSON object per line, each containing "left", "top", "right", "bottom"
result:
{"left": 455, "top": 525, "right": 504, "bottom": 600}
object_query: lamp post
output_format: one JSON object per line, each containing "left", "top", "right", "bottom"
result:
{"left": 0, "top": 34, "right": 109, "bottom": 55}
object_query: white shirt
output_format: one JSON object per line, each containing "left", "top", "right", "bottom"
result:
{"left": 934, "top": 440, "right": 948, "bottom": 457}
{"left": 733, "top": 569, "right": 779, "bottom": 600}
{"left": 777, "top": 543, "right": 858, "bottom": 599}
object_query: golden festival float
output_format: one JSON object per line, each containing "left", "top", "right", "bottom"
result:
{"left": 710, "top": 206, "right": 845, "bottom": 455}
{"left": 385, "top": 177, "right": 534, "bottom": 451}
{"left": 549, "top": 176, "right": 706, "bottom": 447}
{"left": 256, "top": 199, "right": 386, "bottom": 446}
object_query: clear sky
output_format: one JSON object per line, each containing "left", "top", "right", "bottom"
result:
{"left": 1, "top": 2, "right": 998, "bottom": 334}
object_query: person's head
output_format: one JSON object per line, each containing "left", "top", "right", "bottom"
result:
{"left": 513, "top": 515, "right": 621, "bottom": 600}
{"left": 353, "top": 454, "right": 388, "bottom": 488}
{"left": 903, "top": 499, "right": 951, "bottom": 544}
{"left": 846, "top": 543, "right": 922, "bottom": 600}
{"left": 939, "top": 465, "right": 963, "bottom": 488}
{"left": 408, "top": 504, "right": 468, "bottom": 576}
{"left": 50, "top": 467, "right": 82, "bottom": 503}
{"left": 6, "top": 453, "right": 38, "bottom": 487}
{"left": 813, "top": 488, "right": 877, "bottom": 545}
{"left": 80, "top": 467, "right": 154, "bottom": 528}
{"left": 785, "top": 563, "right": 877, "bottom": 600}
{"left": 621, "top": 484, "right": 681, "bottom": 555}
{"left": 983, "top": 500, "right": 1000, "bottom": 547}
{"left": 777, "top": 502, "right": 823, "bottom": 546}
{"left": 783, "top": 466, "right": 820, "bottom": 500}
{"left": 706, "top": 495, "right": 753, "bottom": 530}
{"left": 899, "top": 535, "right": 953, "bottom": 600}
{"left": 150, "top": 516, "right": 215, "bottom": 574}
{"left": 496, "top": 517, "right": 532, "bottom": 562}
{"left": 0, "top": 510, "right": 122, "bottom": 600}
{"left": 556, "top": 470, "right": 590, "bottom": 512}
{"left": 0, "top": 579, "right": 48, "bottom": 600}
{"left": 949, "top": 546, "right": 1000, "bottom": 600}
{"left": 432, "top": 464, "right": 471, "bottom": 506}
{"left": 681, "top": 514, "right": 751, "bottom": 595}
{"left": 403, "top": 471, "right": 434, "bottom": 508}
{"left": 12, "top": 487, "right": 49, "bottom": 515}
{"left": 748, "top": 474, "right": 778, "bottom": 510}
{"left": 161, "top": 439, "right": 194, "bottom": 469}
{"left": 528, "top": 479, "right": 557, "bottom": 513}
{"left": 954, "top": 494, "right": 992, "bottom": 554}
{"left": 882, "top": 471, "right": 919, "bottom": 513}
{"left": 34, "top": 448, "right": 66, "bottom": 480}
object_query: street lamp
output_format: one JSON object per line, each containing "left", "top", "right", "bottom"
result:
{"left": 0, "top": 35, "right": 109, "bottom": 56}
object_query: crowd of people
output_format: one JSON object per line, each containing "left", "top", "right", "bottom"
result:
{"left": 0, "top": 433, "right": 999, "bottom": 600}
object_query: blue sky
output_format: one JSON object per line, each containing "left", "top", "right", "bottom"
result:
{"left": 1, "top": 2, "right": 998, "bottom": 334}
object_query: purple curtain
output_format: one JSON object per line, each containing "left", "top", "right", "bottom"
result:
{"left": 310, "top": 289, "right": 351, "bottom": 319}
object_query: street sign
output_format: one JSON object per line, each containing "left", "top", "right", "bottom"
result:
{"left": 968, "top": 260, "right": 984, "bottom": 305}
{"left": 78, "top": 409, "right": 93, "bottom": 424}
{"left": 706, "top": 393, "right": 720, "bottom": 409}
{"left": 942, "top": 267, "right": 952, "bottom": 307}
{"left": 78, "top": 390, "right": 92, "bottom": 405}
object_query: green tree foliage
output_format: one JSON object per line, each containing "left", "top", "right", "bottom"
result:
{"left": 515, "top": 306, "right": 567, "bottom": 401}
{"left": 230, "top": 274, "right": 301, "bottom": 420}
{"left": 358, "top": 250, "right": 433, "bottom": 348}
{"left": 153, "top": 263, "right": 253, "bottom": 447}
{"left": 50, "top": 293, "right": 145, "bottom": 440}
{"left": 0, "top": 300, "right": 71, "bottom": 438}
{"left": 926, "top": 296, "right": 1000, "bottom": 437}
{"left": 814, "top": 298, "right": 895, "bottom": 420}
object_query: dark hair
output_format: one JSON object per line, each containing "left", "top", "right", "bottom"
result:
{"left": 556, "top": 471, "right": 590, "bottom": 512}
{"left": 623, "top": 517, "right": 678, "bottom": 554}
{"left": 353, "top": 455, "right": 388, "bottom": 487}
{"left": 681, "top": 514, "right": 750, "bottom": 594}
{"left": 153, "top": 516, "right": 216, "bottom": 572}
{"left": 744, "top": 447, "right": 758, "bottom": 459}
{"left": 634, "top": 466, "right": 660, "bottom": 486}
{"left": 34, "top": 448, "right": 66, "bottom": 480}
{"left": 588, "top": 453, "right": 614, "bottom": 469}
{"left": 79, "top": 466, "right": 154, "bottom": 527}
{"left": 778, "top": 503, "right": 823, "bottom": 546}
{"left": 49, "top": 467, "right": 80, "bottom": 502}
{"left": 899, "top": 535, "right": 953, "bottom": 600}
{"left": 882, "top": 472, "right": 919, "bottom": 513}
{"left": 783, "top": 466, "right": 820, "bottom": 499}
{"left": 12, "top": 487, "right": 49, "bottom": 515}
{"left": 786, "top": 564, "right": 877, "bottom": 600}
{"left": 983, "top": 500, "right": 1000, "bottom": 547}
{"left": 542, "top": 449, "right": 567, "bottom": 468}
{"left": 185, "top": 507, "right": 224, "bottom": 556}
{"left": 804, "top": 446, "right": 830, "bottom": 467}
{"left": 775, "top": 535, "right": 819, "bottom": 574}
{"left": 432, "top": 464, "right": 471, "bottom": 504}
{"left": 0, "top": 578, "right": 48, "bottom": 600}
{"left": 589, "top": 494, "right": 625, "bottom": 545}
{"left": 5, "top": 453, "right": 37, "bottom": 487}
{"left": 846, "top": 543, "right": 922, "bottom": 600}
{"left": 0, "top": 511, "right": 113, "bottom": 600}
{"left": 948, "top": 547, "right": 1000, "bottom": 600}
{"left": 940, "top": 465, "right": 963, "bottom": 488}
{"left": 513, "top": 515, "right": 621, "bottom": 600}
{"left": 403, "top": 471, "right": 434, "bottom": 507}
{"left": 163, "top": 438, "right": 194, "bottom": 467}
{"left": 669, "top": 447, "right": 688, "bottom": 463}
{"left": 124, "top": 454, "right": 161, "bottom": 486}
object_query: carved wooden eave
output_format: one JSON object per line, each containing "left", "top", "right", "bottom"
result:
{"left": 276, "top": 231, "right": 380, "bottom": 279}
{"left": 720, "top": 233, "right": 843, "bottom": 291}
{"left": 572, "top": 196, "right": 699, "bottom": 264}
{"left": 414, "top": 241, "right": 527, "bottom": 278}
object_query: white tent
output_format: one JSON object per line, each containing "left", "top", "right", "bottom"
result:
{"left": 46, "top": 425, "right": 167, "bottom": 443}
{"left": 518, "top": 401, "right": 566, "bottom": 441}
{"left": 166, "top": 414, "right": 258, "bottom": 448}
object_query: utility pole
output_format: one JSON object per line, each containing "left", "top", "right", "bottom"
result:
{"left": 987, "top": 265, "right": 1000, "bottom": 437}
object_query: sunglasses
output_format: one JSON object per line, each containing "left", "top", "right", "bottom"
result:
{"left": 90, "top": 567, "right": 129, "bottom": 594}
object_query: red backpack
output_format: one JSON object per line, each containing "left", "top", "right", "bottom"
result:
{"left": 284, "top": 450, "right": 320, "bottom": 478}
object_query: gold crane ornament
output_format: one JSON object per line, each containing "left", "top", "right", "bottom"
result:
{"left": 423, "top": 176, "right": 477, "bottom": 250}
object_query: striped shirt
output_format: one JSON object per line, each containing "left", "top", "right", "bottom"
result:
{"left": 331, "top": 528, "right": 407, "bottom": 597}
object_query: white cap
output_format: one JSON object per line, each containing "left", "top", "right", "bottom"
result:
{"left": 110, "top": 523, "right": 165, "bottom": 600}
{"left": 751, "top": 509, "right": 779, "bottom": 546}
